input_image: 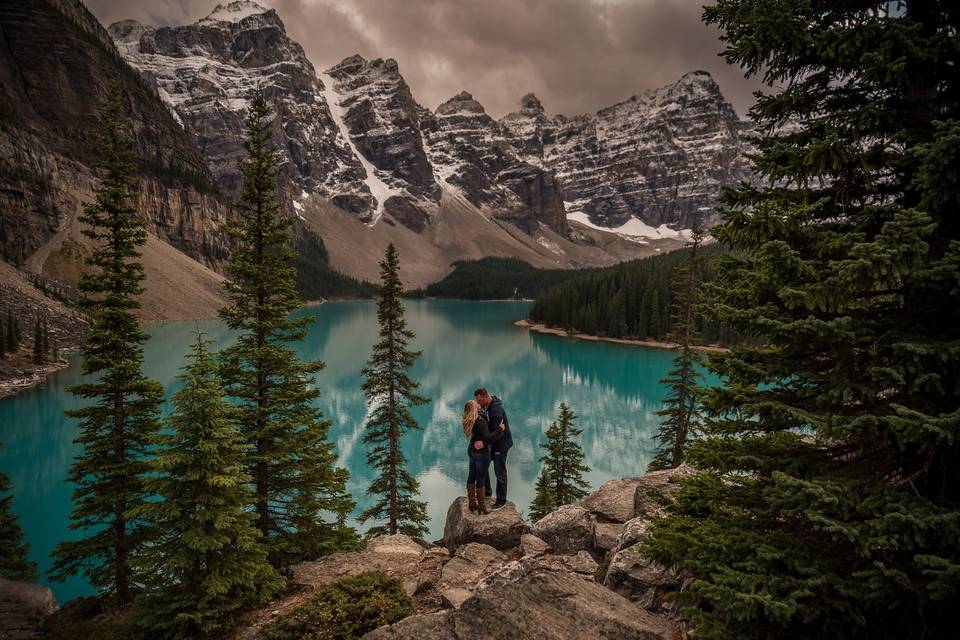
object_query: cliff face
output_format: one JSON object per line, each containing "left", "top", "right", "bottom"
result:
{"left": 500, "top": 72, "right": 754, "bottom": 230}
{"left": 0, "top": 0, "right": 231, "bottom": 271}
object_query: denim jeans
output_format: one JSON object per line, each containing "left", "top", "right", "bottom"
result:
{"left": 483, "top": 450, "right": 508, "bottom": 503}
{"left": 467, "top": 448, "right": 491, "bottom": 487}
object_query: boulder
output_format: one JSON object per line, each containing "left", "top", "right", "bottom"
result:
{"left": 437, "top": 543, "right": 508, "bottom": 608}
{"left": 441, "top": 497, "right": 527, "bottom": 554}
{"left": 603, "top": 516, "right": 687, "bottom": 613}
{"left": 365, "top": 558, "right": 679, "bottom": 640}
{"left": 0, "top": 577, "right": 59, "bottom": 639}
{"left": 520, "top": 533, "right": 552, "bottom": 558}
{"left": 594, "top": 522, "right": 625, "bottom": 552}
{"left": 578, "top": 476, "right": 646, "bottom": 523}
{"left": 530, "top": 504, "right": 595, "bottom": 554}
{"left": 539, "top": 550, "right": 599, "bottom": 577}
{"left": 633, "top": 463, "right": 697, "bottom": 519}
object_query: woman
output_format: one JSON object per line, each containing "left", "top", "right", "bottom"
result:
{"left": 462, "top": 399, "right": 494, "bottom": 514}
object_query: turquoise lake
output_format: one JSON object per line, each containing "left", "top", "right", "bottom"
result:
{"left": 0, "top": 300, "right": 702, "bottom": 603}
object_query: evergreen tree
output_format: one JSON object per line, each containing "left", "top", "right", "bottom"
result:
{"left": 49, "top": 82, "right": 164, "bottom": 605}
{"left": 5, "top": 310, "right": 18, "bottom": 354}
{"left": 32, "top": 315, "right": 45, "bottom": 365}
{"left": 644, "top": 3, "right": 960, "bottom": 639}
{"left": 0, "top": 443, "right": 35, "bottom": 582}
{"left": 528, "top": 403, "right": 590, "bottom": 522}
{"left": 133, "top": 334, "right": 283, "bottom": 640}
{"left": 648, "top": 225, "right": 704, "bottom": 471}
{"left": 0, "top": 314, "right": 5, "bottom": 358}
{"left": 358, "top": 243, "right": 430, "bottom": 538}
{"left": 218, "top": 92, "right": 355, "bottom": 565}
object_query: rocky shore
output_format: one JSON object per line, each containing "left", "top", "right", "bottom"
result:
{"left": 516, "top": 319, "right": 729, "bottom": 353}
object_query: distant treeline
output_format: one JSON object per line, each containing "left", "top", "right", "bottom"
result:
{"left": 411, "top": 257, "right": 588, "bottom": 300}
{"left": 292, "top": 227, "right": 377, "bottom": 299}
{"left": 528, "top": 244, "right": 744, "bottom": 346}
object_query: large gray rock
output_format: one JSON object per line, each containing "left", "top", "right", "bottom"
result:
{"left": 438, "top": 543, "right": 508, "bottom": 609}
{"left": 594, "top": 522, "right": 626, "bottom": 552}
{"left": 442, "top": 497, "right": 527, "bottom": 554}
{"left": 520, "top": 533, "right": 552, "bottom": 558}
{"left": 633, "top": 463, "right": 697, "bottom": 519}
{"left": 0, "top": 577, "right": 58, "bottom": 639}
{"left": 531, "top": 504, "right": 595, "bottom": 555}
{"left": 579, "top": 476, "right": 647, "bottom": 523}
{"left": 364, "top": 558, "right": 678, "bottom": 640}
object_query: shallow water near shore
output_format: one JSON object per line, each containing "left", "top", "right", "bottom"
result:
{"left": 0, "top": 300, "right": 713, "bottom": 603}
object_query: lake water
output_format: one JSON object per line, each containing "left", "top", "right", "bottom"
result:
{"left": 0, "top": 300, "right": 698, "bottom": 603}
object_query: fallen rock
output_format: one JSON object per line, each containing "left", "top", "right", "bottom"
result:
{"left": 531, "top": 504, "right": 595, "bottom": 554}
{"left": 594, "top": 522, "right": 625, "bottom": 552}
{"left": 438, "top": 543, "right": 508, "bottom": 603}
{"left": 365, "top": 558, "right": 679, "bottom": 640}
{"left": 539, "top": 550, "right": 599, "bottom": 577}
{"left": 579, "top": 476, "right": 646, "bottom": 523}
{"left": 633, "top": 463, "right": 697, "bottom": 519}
{"left": 0, "top": 577, "right": 59, "bottom": 639}
{"left": 439, "top": 587, "right": 472, "bottom": 610}
{"left": 520, "top": 533, "right": 552, "bottom": 557}
{"left": 442, "top": 497, "right": 527, "bottom": 554}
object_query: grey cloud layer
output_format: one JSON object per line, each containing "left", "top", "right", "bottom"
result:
{"left": 87, "top": 0, "right": 764, "bottom": 118}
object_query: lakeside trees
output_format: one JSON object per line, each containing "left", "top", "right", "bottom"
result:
{"left": 49, "top": 83, "right": 164, "bottom": 605}
{"left": 645, "top": 2, "right": 960, "bottom": 638}
{"left": 0, "top": 442, "right": 35, "bottom": 582}
{"left": 529, "top": 403, "right": 590, "bottom": 522}
{"left": 134, "top": 334, "right": 282, "bottom": 639}
{"left": 648, "top": 225, "right": 704, "bottom": 471}
{"left": 359, "top": 244, "right": 430, "bottom": 538}
{"left": 218, "top": 91, "right": 355, "bottom": 565}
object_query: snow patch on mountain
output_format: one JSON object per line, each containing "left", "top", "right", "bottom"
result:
{"left": 320, "top": 72, "right": 400, "bottom": 226}
{"left": 567, "top": 211, "right": 688, "bottom": 243}
{"left": 201, "top": 1, "right": 268, "bottom": 23}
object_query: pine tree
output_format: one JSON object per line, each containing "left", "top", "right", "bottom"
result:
{"left": 5, "top": 310, "right": 18, "bottom": 354}
{"left": 644, "top": 3, "right": 960, "bottom": 639}
{"left": 49, "top": 82, "right": 164, "bottom": 605}
{"left": 358, "top": 243, "right": 430, "bottom": 538}
{"left": 218, "top": 91, "right": 355, "bottom": 565}
{"left": 32, "top": 315, "right": 45, "bottom": 364}
{"left": 133, "top": 333, "right": 283, "bottom": 640}
{"left": 648, "top": 224, "right": 704, "bottom": 471}
{"left": 529, "top": 403, "right": 590, "bottom": 522}
{"left": 0, "top": 443, "right": 35, "bottom": 582}
{"left": 0, "top": 314, "right": 5, "bottom": 358}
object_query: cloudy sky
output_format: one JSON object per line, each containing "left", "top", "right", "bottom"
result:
{"left": 87, "top": 0, "right": 765, "bottom": 119}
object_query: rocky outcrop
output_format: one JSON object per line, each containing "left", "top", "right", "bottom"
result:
{"left": 442, "top": 497, "right": 527, "bottom": 554}
{"left": 530, "top": 504, "right": 596, "bottom": 555}
{"left": 601, "top": 464, "right": 697, "bottom": 614}
{"left": 437, "top": 543, "right": 508, "bottom": 609}
{"left": 365, "top": 558, "right": 679, "bottom": 640}
{"left": 0, "top": 577, "right": 58, "bottom": 639}
{"left": 520, "top": 533, "right": 552, "bottom": 558}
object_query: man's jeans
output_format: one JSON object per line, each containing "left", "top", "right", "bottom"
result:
{"left": 483, "top": 450, "right": 508, "bottom": 503}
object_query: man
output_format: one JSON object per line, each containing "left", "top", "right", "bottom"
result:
{"left": 474, "top": 387, "right": 512, "bottom": 510}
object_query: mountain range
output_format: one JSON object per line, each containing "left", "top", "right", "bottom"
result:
{"left": 0, "top": 0, "right": 753, "bottom": 318}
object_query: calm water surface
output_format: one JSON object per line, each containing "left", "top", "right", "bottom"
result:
{"left": 0, "top": 300, "right": 706, "bottom": 602}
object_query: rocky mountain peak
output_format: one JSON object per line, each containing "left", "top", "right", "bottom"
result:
{"left": 436, "top": 91, "right": 486, "bottom": 116}
{"left": 520, "top": 93, "right": 544, "bottom": 114}
{"left": 200, "top": 0, "right": 269, "bottom": 24}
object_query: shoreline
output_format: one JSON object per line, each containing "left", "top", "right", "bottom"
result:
{"left": 0, "top": 356, "right": 75, "bottom": 399}
{"left": 514, "top": 319, "right": 730, "bottom": 353}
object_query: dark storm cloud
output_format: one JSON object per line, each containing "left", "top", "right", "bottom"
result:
{"left": 86, "top": 0, "right": 765, "bottom": 118}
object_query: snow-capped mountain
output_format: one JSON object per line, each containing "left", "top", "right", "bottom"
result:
{"left": 108, "top": 0, "right": 751, "bottom": 246}
{"left": 500, "top": 71, "right": 753, "bottom": 231}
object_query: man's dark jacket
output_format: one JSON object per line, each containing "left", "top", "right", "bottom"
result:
{"left": 485, "top": 397, "right": 513, "bottom": 453}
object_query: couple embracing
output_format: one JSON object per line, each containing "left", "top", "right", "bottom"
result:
{"left": 461, "top": 388, "right": 512, "bottom": 514}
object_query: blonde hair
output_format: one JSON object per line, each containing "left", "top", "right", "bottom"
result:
{"left": 462, "top": 400, "right": 478, "bottom": 439}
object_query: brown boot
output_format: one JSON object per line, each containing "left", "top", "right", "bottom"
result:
{"left": 467, "top": 485, "right": 478, "bottom": 513}
{"left": 477, "top": 487, "right": 490, "bottom": 515}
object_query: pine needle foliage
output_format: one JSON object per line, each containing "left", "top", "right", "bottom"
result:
{"left": 133, "top": 333, "right": 283, "bottom": 640}
{"left": 648, "top": 225, "right": 705, "bottom": 471}
{"left": 644, "top": 3, "right": 960, "bottom": 639}
{"left": 529, "top": 403, "right": 590, "bottom": 522}
{"left": 218, "top": 92, "right": 356, "bottom": 565}
{"left": 359, "top": 244, "right": 430, "bottom": 538}
{"left": 49, "top": 82, "right": 163, "bottom": 605}
{"left": 0, "top": 442, "right": 35, "bottom": 582}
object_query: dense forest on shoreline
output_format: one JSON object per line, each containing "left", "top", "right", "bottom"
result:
{"left": 528, "top": 244, "right": 743, "bottom": 345}
{"left": 409, "top": 257, "right": 588, "bottom": 300}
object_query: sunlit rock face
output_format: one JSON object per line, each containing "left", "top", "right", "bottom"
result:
{"left": 500, "top": 72, "right": 754, "bottom": 231}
